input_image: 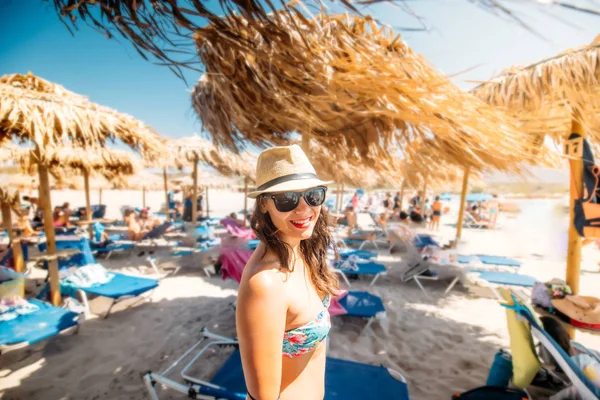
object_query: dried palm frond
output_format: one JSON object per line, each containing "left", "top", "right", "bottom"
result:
{"left": 0, "top": 73, "right": 164, "bottom": 158}
{"left": 49, "top": 1, "right": 597, "bottom": 74}
{"left": 192, "top": 13, "right": 542, "bottom": 175}
{"left": 471, "top": 37, "right": 600, "bottom": 148}
{"left": 0, "top": 187, "right": 20, "bottom": 210}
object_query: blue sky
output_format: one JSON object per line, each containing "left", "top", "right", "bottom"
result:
{"left": 0, "top": 0, "right": 598, "bottom": 142}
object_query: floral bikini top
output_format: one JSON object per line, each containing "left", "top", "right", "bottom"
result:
{"left": 282, "top": 295, "right": 331, "bottom": 358}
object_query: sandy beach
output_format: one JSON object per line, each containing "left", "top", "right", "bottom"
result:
{"left": 1, "top": 190, "right": 599, "bottom": 400}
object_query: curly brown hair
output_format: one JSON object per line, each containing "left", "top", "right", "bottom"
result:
{"left": 250, "top": 202, "right": 339, "bottom": 296}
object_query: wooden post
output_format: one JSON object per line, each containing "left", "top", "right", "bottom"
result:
{"left": 243, "top": 178, "right": 249, "bottom": 227}
{"left": 340, "top": 183, "right": 345, "bottom": 210}
{"left": 206, "top": 187, "right": 210, "bottom": 218}
{"left": 302, "top": 135, "right": 311, "bottom": 155}
{"left": 1, "top": 202, "right": 24, "bottom": 273}
{"left": 422, "top": 175, "right": 429, "bottom": 201}
{"left": 36, "top": 149, "right": 61, "bottom": 306}
{"left": 399, "top": 180, "right": 406, "bottom": 210}
{"left": 163, "top": 167, "right": 170, "bottom": 222}
{"left": 566, "top": 120, "right": 586, "bottom": 297}
{"left": 455, "top": 167, "right": 470, "bottom": 243}
{"left": 83, "top": 169, "right": 92, "bottom": 222}
{"left": 142, "top": 187, "right": 147, "bottom": 209}
{"left": 99, "top": 188, "right": 103, "bottom": 205}
{"left": 192, "top": 162, "right": 198, "bottom": 224}
{"left": 335, "top": 183, "right": 341, "bottom": 212}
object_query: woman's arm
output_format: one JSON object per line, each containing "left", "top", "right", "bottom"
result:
{"left": 236, "top": 270, "right": 287, "bottom": 400}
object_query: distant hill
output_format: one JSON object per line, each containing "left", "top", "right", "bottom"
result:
{"left": 483, "top": 166, "right": 568, "bottom": 195}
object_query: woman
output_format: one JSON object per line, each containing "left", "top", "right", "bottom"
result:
{"left": 540, "top": 317, "right": 600, "bottom": 398}
{"left": 237, "top": 145, "right": 339, "bottom": 400}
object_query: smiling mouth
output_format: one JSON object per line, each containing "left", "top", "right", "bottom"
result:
{"left": 290, "top": 216, "right": 313, "bottom": 229}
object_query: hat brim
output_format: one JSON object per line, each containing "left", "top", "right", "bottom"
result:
{"left": 248, "top": 178, "right": 333, "bottom": 198}
{"left": 552, "top": 296, "right": 600, "bottom": 325}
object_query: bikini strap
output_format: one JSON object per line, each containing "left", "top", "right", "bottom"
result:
{"left": 322, "top": 294, "right": 331, "bottom": 307}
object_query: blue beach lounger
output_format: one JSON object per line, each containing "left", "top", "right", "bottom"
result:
{"left": 458, "top": 255, "right": 522, "bottom": 267}
{"left": 38, "top": 236, "right": 159, "bottom": 318}
{"left": 143, "top": 331, "right": 410, "bottom": 400}
{"left": 0, "top": 299, "right": 82, "bottom": 354}
{"left": 332, "top": 259, "right": 387, "bottom": 287}
{"left": 0, "top": 267, "right": 82, "bottom": 353}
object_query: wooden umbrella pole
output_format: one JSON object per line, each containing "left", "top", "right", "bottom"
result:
{"left": 455, "top": 167, "right": 470, "bottom": 244}
{"left": 1, "top": 202, "right": 24, "bottom": 273}
{"left": 244, "top": 178, "right": 249, "bottom": 227}
{"left": 99, "top": 188, "right": 103, "bottom": 205}
{"left": 143, "top": 187, "right": 147, "bottom": 209}
{"left": 340, "top": 183, "right": 345, "bottom": 210}
{"left": 566, "top": 119, "right": 586, "bottom": 297}
{"left": 422, "top": 175, "right": 428, "bottom": 200}
{"left": 83, "top": 169, "right": 92, "bottom": 222}
{"left": 335, "top": 183, "right": 341, "bottom": 212}
{"left": 36, "top": 150, "right": 61, "bottom": 306}
{"left": 206, "top": 187, "right": 210, "bottom": 218}
{"left": 192, "top": 161, "right": 198, "bottom": 224}
{"left": 163, "top": 167, "right": 170, "bottom": 222}
{"left": 399, "top": 180, "right": 406, "bottom": 211}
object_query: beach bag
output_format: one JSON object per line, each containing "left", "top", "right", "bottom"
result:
{"left": 451, "top": 386, "right": 529, "bottom": 400}
{"left": 571, "top": 133, "right": 600, "bottom": 238}
{"left": 486, "top": 350, "right": 513, "bottom": 388}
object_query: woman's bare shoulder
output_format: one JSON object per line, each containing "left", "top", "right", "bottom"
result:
{"left": 240, "top": 244, "right": 285, "bottom": 298}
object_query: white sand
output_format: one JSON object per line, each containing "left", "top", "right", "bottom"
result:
{"left": 1, "top": 191, "right": 600, "bottom": 400}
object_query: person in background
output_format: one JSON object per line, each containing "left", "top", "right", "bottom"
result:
{"left": 53, "top": 210, "right": 71, "bottom": 228}
{"left": 139, "top": 208, "right": 160, "bottom": 231}
{"left": 428, "top": 196, "right": 443, "bottom": 231}
{"left": 183, "top": 190, "right": 193, "bottom": 221}
{"left": 61, "top": 202, "right": 75, "bottom": 221}
{"left": 423, "top": 198, "right": 432, "bottom": 221}
{"left": 410, "top": 191, "right": 423, "bottom": 212}
{"left": 351, "top": 190, "right": 360, "bottom": 212}
{"left": 382, "top": 192, "right": 393, "bottom": 210}
{"left": 539, "top": 316, "right": 600, "bottom": 399}
{"left": 124, "top": 209, "right": 144, "bottom": 240}
{"left": 393, "top": 191, "right": 402, "bottom": 210}
{"left": 22, "top": 196, "right": 38, "bottom": 216}
{"left": 486, "top": 194, "right": 500, "bottom": 229}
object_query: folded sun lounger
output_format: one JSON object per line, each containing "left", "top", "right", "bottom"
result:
{"left": 143, "top": 330, "right": 410, "bottom": 400}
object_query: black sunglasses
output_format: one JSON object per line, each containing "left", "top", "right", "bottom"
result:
{"left": 262, "top": 186, "right": 327, "bottom": 212}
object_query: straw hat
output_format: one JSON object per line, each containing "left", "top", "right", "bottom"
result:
{"left": 552, "top": 296, "right": 600, "bottom": 327}
{"left": 248, "top": 144, "right": 331, "bottom": 198}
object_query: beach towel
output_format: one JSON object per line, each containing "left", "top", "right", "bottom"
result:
{"left": 0, "top": 296, "right": 39, "bottom": 321}
{"left": 572, "top": 133, "right": 600, "bottom": 239}
{"left": 220, "top": 249, "right": 253, "bottom": 283}
{"left": 220, "top": 218, "right": 255, "bottom": 240}
{"left": 61, "top": 263, "right": 115, "bottom": 288}
{"left": 329, "top": 290, "right": 349, "bottom": 316}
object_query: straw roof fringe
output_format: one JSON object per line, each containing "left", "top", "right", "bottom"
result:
{"left": 471, "top": 37, "right": 600, "bottom": 147}
{"left": 16, "top": 146, "right": 139, "bottom": 180}
{"left": 49, "top": 1, "right": 595, "bottom": 74}
{"left": 192, "top": 13, "right": 542, "bottom": 174}
{"left": 171, "top": 136, "right": 256, "bottom": 182}
{"left": 0, "top": 73, "right": 164, "bottom": 158}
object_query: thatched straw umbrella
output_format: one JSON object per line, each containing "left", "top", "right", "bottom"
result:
{"left": 171, "top": 136, "right": 255, "bottom": 223}
{"left": 471, "top": 36, "right": 600, "bottom": 301}
{"left": 49, "top": 1, "right": 596, "bottom": 76}
{"left": 0, "top": 186, "right": 25, "bottom": 273}
{"left": 191, "top": 13, "right": 542, "bottom": 175}
{"left": 0, "top": 72, "right": 163, "bottom": 306}
{"left": 17, "top": 145, "right": 139, "bottom": 226}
